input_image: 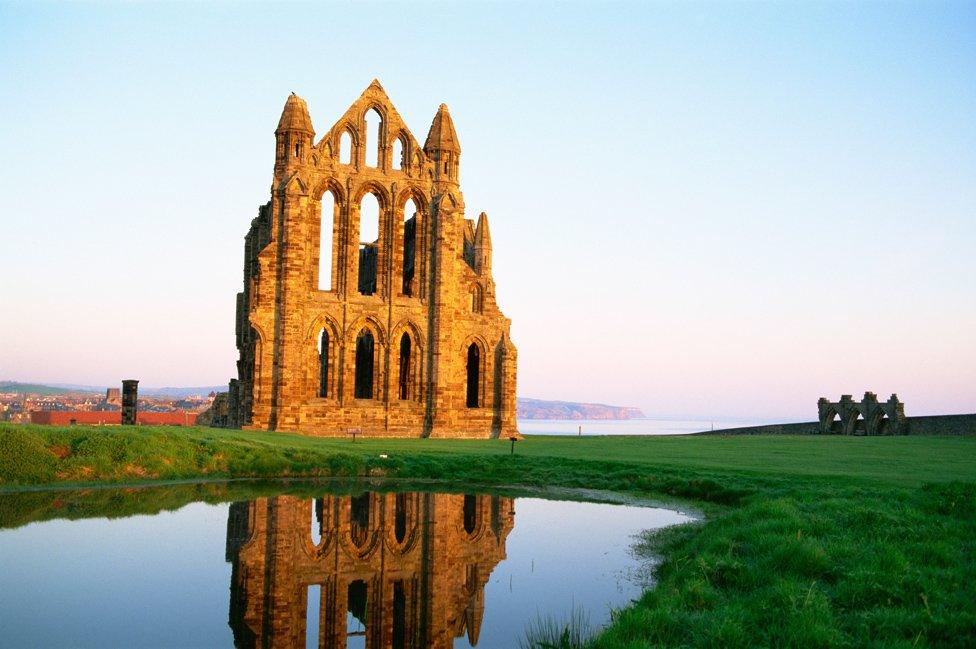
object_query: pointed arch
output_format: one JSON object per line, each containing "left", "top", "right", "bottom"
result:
{"left": 461, "top": 494, "right": 486, "bottom": 540}
{"left": 391, "top": 320, "right": 423, "bottom": 403}
{"left": 347, "top": 316, "right": 385, "bottom": 401}
{"left": 358, "top": 192, "right": 381, "bottom": 296}
{"left": 364, "top": 107, "right": 382, "bottom": 167}
{"left": 346, "top": 315, "right": 387, "bottom": 347}
{"left": 338, "top": 128, "right": 354, "bottom": 165}
{"left": 460, "top": 335, "right": 489, "bottom": 409}
{"left": 392, "top": 133, "right": 406, "bottom": 170}
{"left": 278, "top": 172, "right": 309, "bottom": 197}
{"left": 318, "top": 189, "right": 336, "bottom": 291}
{"left": 402, "top": 197, "right": 417, "bottom": 297}
{"left": 339, "top": 493, "right": 381, "bottom": 560}
{"left": 385, "top": 491, "right": 419, "bottom": 553}
{"left": 307, "top": 316, "right": 340, "bottom": 400}
{"left": 354, "top": 329, "right": 375, "bottom": 399}
{"left": 466, "top": 343, "right": 481, "bottom": 408}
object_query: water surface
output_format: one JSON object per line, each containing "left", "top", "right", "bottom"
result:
{"left": 0, "top": 486, "right": 691, "bottom": 648}
{"left": 517, "top": 417, "right": 784, "bottom": 436}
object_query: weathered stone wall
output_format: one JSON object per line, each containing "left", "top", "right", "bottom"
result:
{"left": 693, "top": 414, "right": 975, "bottom": 436}
{"left": 229, "top": 81, "right": 518, "bottom": 438}
{"left": 225, "top": 492, "right": 514, "bottom": 648}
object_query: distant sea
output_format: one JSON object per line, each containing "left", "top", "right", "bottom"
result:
{"left": 517, "top": 417, "right": 801, "bottom": 436}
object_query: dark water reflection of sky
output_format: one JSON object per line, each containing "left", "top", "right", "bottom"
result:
{"left": 0, "top": 491, "right": 691, "bottom": 648}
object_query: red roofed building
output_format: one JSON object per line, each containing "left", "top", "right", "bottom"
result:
{"left": 29, "top": 411, "right": 197, "bottom": 426}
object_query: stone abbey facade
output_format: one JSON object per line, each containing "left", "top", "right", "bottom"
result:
{"left": 225, "top": 492, "right": 514, "bottom": 648}
{"left": 227, "top": 81, "right": 518, "bottom": 438}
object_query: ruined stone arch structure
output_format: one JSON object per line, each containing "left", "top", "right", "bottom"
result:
{"left": 817, "top": 392, "right": 908, "bottom": 435}
{"left": 229, "top": 80, "right": 518, "bottom": 438}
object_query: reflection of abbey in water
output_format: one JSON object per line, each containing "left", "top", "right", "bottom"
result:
{"left": 226, "top": 493, "right": 514, "bottom": 648}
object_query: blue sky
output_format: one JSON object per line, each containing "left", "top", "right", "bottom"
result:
{"left": 1, "top": 2, "right": 973, "bottom": 418}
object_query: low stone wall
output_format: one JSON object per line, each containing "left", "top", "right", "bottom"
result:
{"left": 694, "top": 414, "right": 975, "bottom": 436}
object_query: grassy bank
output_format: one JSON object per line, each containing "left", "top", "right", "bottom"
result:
{"left": 1, "top": 423, "right": 974, "bottom": 647}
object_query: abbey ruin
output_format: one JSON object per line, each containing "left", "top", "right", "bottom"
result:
{"left": 818, "top": 392, "right": 908, "bottom": 435}
{"left": 226, "top": 81, "right": 518, "bottom": 438}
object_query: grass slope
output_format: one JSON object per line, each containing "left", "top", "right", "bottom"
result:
{"left": 1, "top": 423, "right": 974, "bottom": 647}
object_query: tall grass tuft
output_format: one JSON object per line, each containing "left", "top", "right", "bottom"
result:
{"left": 519, "top": 605, "right": 593, "bottom": 649}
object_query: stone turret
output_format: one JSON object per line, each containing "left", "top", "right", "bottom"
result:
{"left": 275, "top": 92, "right": 314, "bottom": 171}
{"left": 424, "top": 103, "right": 460, "bottom": 184}
{"left": 474, "top": 212, "right": 492, "bottom": 273}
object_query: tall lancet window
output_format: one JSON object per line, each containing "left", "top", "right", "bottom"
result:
{"left": 365, "top": 108, "right": 381, "bottom": 167}
{"left": 398, "top": 333, "right": 411, "bottom": 401}
{"left": 402, "top": 198, "right": 417, "bottom": 296}
{"left": 466, "top": 343, "right": 480, "bottom": 408}
{"left": 318, "top": 191, "right": 335, "bottom": 291}
{"left": 355, "top": 330, "right": 375, "bottom": 399}
{"left": 358, "top": 193, "right": 380, "bottom": 296}
{"left": 318, "top": 329, "right": 329, "bottom": 398}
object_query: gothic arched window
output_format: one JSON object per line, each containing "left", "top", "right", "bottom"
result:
{"left": 318, "top": 329, "right": 329, "bottom": 398}
{"left": 466, "top": 343, "right": 480, "bottom": 408}
{"left": 355, "top": 330, "right": 375, "bottom": 399}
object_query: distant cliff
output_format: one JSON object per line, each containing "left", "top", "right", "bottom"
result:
{"left": 516, "top": 398, "right": 645, "bottom": 420}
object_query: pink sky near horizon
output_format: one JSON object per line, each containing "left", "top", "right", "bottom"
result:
{"left": 1, "top": 4, "right": 973, "bottom": 420}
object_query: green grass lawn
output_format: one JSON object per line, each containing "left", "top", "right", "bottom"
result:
{"left": 1, "top": 423, "right": 974, "bottom": 647}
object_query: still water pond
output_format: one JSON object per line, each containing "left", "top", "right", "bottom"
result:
{"left": 0, "top": 486, "right": 691, "bottom": 648}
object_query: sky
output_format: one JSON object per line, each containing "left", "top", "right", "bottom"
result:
{"left": 0, "top": 2, "right": 973, "bottom": 420}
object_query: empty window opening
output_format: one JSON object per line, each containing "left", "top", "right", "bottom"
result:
{"left": 828, "top": 412, "right": 841, "bottom": 433}
{"left": 443, "top": 160, "right": 449, "bottom": 173}
{"left": 306, "top": 584, "right": 321, "bottom": 649}
{"left": 392, "top": 581, "right": 406, "bottom": 649}
{"left": 347, "top": 580, "right": 368, "bottom": 649}
{"left": 358, "top": 194, "right": 380, "bottom": 295}
{"left": 398, "top": 333, "right": 411, "bottom": 401}
{"left": 471, "top": 284, "right": 483, "bottom": 313}
{"left": 311, "top": 498, "right": 323, "bottom": 545}
{"left": 365, "top": 108, "right": 381, "bottom": 168}
{"left": 339, "top": 130, "right": 353, "bottom": 165}
{"left": 402, "top": 199, "right": 416, "bottom": 296}
{"left": 318, "top": 329, "right": 329, "bottom": 398}
{"left": 294, "top": 142, "right": 301, "bottom": 158}
{"left": 392, "top": 137, "right": 404, "bottom": 170}
{"left": 463, "top": 494, "right": 477, "bottom": 535}
{"left": 466, "top": 344, "right": 480, "bottom": 408}
{"left": 354, "top": 330, "right": 375, "bottom": 399}
{"left": 318, "top": 191, "right": 335, "bottom": 290}
{"left": 394, "top": 492, "right": 408, "bottom": 544}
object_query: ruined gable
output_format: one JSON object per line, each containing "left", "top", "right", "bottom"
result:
{"left": 227, "top": 81, "right": 518, "bottom": 439}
